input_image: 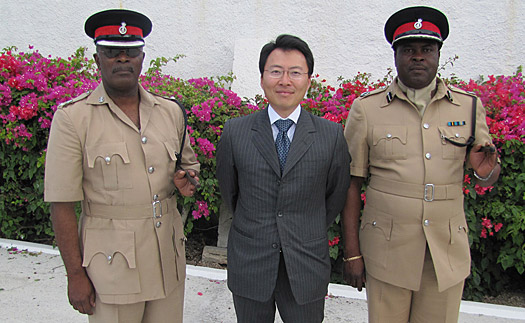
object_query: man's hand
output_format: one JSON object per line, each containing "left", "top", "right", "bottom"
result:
{"left": 469, "top": 143, "right": 500, "bottom": 186}
{"left": 174, "top": 169, "right": 199, "bottom": 196}
{"left": 67, "top": 271, "right": 96, "bottom": 315}
{"left": 343, "top": 258, "right": 366, "bottom": 291}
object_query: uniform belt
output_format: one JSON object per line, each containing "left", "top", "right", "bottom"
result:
{"left": 83, "top": 197, "right": 175, "bottom": 219}
{"left": 369, "top": 177, "right": 462, "bottom": 202}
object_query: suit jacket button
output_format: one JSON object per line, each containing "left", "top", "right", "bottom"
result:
{"left": 272, "top": 243, "right": 279, "bottom": 249}
{"left": 277, "top": 212, "right": 283, "bottom": 217}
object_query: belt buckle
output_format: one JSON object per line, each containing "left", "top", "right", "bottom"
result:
{"left": 153, "top": 197, "right": 162, "bottom": 218}
{"left": 424, "top": 184, "right": 435, "bottom": 202}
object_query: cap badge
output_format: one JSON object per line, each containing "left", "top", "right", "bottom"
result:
{"left": 119, "top": 22, "right": 127, "bottom": 35}
{"left": 414, "top": 18, "right": 423, "bottom": 29}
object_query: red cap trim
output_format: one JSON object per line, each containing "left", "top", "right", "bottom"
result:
{"left": 94, "top": 25, "right": 143, "bottom": 38}
{"left": 393, "top": 21, "right": 441, "bottom": 40}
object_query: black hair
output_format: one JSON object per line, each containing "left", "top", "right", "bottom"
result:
{"left": 259, "top": 34, "right": 314, "bottom": 77}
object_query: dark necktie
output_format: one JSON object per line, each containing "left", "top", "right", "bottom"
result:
{"left": 274, "top": 119, "right": 294, "bottom": 173}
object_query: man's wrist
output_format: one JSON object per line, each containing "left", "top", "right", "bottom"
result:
{"left": 473, "top": 166, "right": 496, "bottom": 181}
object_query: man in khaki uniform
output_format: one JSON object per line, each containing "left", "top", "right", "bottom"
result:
{"left": 341, "top": 6, "right": 500, "bottom": 323}
{"left": 44, "top": 9, "right": 200, "bottom": 323}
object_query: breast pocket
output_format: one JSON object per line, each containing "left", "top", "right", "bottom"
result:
{"left": 438, "top": 126, "right": 469, "bottom": 160}
{"left": 371, "top": 126, "right": 407, "bottom": 160}
{"left": 86, "top": 142, "right": 132, "bottom": 191}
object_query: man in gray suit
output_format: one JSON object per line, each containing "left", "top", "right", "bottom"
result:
{"left": 216, "top": 34, "right": 350, "bottom": 322}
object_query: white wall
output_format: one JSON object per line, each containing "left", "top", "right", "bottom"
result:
{"left": 1, "top": 0, "right": 523, "bottom": 98}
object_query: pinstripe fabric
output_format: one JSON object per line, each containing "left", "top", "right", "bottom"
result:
{"left": 216, "top": 108, "right": 350, "bottom": 306}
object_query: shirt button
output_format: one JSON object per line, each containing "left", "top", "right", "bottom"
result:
{"left": 424, "top": 219, "right": 430, "bottom": 226}
{"left": 105, "top": 156, "right": 111, "bottom": 165}
{"left": 425, "top": 153, "right": 432, "bottom": 160}
{"left": 372, "top": 221, "right": 377, "bottom": 226}
{"left": 423, "top": 123, "right": 430, "bottom": 129}
{"left": 386, "top": 133, "right": 392, "bottom": 139}
{"left": 141, "top": 136, "right": 147, "bottom": 144}
{"left": 156, "top": 221, "right": 162, "bottom": 228}
{"left": 277, "top": 212, "right": 283, "bottom": 218}
{"left": 107, "top": 255, "right": 113, "bottom": 262}
{"left": 455, "top": 133, "right": 460, "bottom": 138}
{"left": 148, "top": 166, "right": 155, "bottom": 173}
{"left": 272, "top": 243, "right": 279, "bottom": 249}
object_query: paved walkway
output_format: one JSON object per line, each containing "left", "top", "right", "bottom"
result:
{"left": 1, "top": 238, "right": 524, "bottom": 323}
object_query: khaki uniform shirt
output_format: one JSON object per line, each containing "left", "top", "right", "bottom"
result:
{"left": 345, "top": 78, "right": 492, "bottom": 292}
{"left": 44, "top": 83, "right": 200, "bottom": 304}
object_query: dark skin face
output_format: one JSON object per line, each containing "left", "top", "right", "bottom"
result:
{"left": 94, "top": 46, "right": 145, "bottom": 97}
{"left": 394, "top": 40, "right": 440, "bottom": 89}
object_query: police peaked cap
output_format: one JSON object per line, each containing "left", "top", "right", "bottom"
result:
{"left": 85, "top": 9, "right": 152, "bottom": 47}
{"left": 385, "top": 6, "right": 449, "bottom": 46}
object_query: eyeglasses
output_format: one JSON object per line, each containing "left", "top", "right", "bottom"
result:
{"left": 265, "top": 69, "right": 308, "bottom": 80}
{"left": 99, "top": 47, "right": 143, "bottom": 58}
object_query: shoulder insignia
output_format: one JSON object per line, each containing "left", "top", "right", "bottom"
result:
{"left": 359, "top": 86, "right": 388, "bottom": 99}
{"left": 448, "top": 86, "right": 478, "bottom": 98}
{"left": 57, "top": 91, "right": 92, "bottom": 108}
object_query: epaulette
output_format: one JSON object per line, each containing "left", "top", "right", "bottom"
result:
{"left": 448, "top": 86, "right": 478, "bottom": 98}
{"left": 147, "top": 91, "right": 184, "bottom": 106}
{"left": 57, "top": 91, "right": 92, "bottom": 109}
{"left": 360, "top": 86, "right": 388, "bottom": 98}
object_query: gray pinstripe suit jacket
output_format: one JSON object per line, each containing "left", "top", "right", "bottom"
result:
{"left": 216, "top": 108, "right": 350, "bottom": 305}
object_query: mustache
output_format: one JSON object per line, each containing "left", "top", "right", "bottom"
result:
{"left": 112, "top": 66, "right": 134, "bottom": 73}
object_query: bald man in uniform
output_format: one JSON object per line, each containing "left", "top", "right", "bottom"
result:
{"left": 44, "top": 9, "right": 199, "bottom": 323}
{"left": 341, "top": 6, "right": 500, "bottom": 323}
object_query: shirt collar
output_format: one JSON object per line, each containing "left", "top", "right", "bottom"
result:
{"left": 268, "top": 104, "right": 301, "bottom": 125}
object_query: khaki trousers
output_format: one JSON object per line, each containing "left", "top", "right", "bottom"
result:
{"left": 366, "top": 248, "right": 464, "bottom": 323}
{"left": 89, "top": 281, "right": 184, "bottom": 323}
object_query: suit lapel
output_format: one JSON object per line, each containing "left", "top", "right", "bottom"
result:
{"left": 251, "top": 109, "right": 281, "bottom": 177}
{"left": 283, "top": 109, "right": 315, "bottom": 177}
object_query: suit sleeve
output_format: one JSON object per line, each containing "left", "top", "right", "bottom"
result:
{"left": 325, "top": 125, "right": 351, "bottom": 227}
{"left": 216, "top": 120, "right": 238, "bottom": 214}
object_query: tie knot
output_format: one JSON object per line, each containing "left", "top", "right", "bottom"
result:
{"left": 274, "top": 119, "right": 294, "bottom": 133}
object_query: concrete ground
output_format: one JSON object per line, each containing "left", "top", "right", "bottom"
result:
{"left": 1, "top": 238, "right": 524, "bottom": 323}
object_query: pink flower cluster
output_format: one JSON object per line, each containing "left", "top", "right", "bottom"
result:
{"left": 192, "top": 200, "right": 210, "bottom": 219}
{"left": 457, "top": 72, "right": 525, "bottom": 143}
{"left": 1, "top": 47, "right": 98, "bottom": 150}
{"left": 197, "top": 137, "right": 215, "bottom": 158}
{"left": 328, "top": 236, "right": 340, "bottom": 247}
{"left": 480, "top": 217, "right": 503, "bottom": 238}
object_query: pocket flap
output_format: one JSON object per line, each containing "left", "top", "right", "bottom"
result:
{"left": 360, "top": 210, "right": 393, "bottom": 241}
{"left": 82, "top": 229, "right": 136, "bottom": 269}
{"left": 438, "top": 126, "right": 469, "bottom": 144}
{"left": 449, "top": 214, "right": 468, "bottom": 245}
{"left": 372, "top": 126, "right": 407, "bottom": 146}
{"left": 86, "top": 142, "right": 131, "bottom": 168}
{"left": 163, "top": 140, "right": 179, "bottom": 162}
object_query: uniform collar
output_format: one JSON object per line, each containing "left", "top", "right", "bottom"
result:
{"left": 381, "top": 77, "right": 460, "bottom": 108}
